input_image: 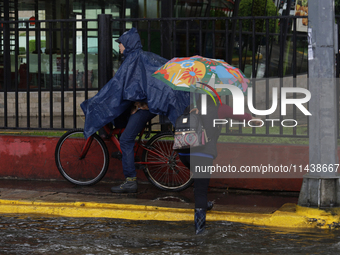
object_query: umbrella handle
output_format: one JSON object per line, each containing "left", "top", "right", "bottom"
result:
{"left": 193, "top": 92, "right": 197, "bottom": 108}
{"left": 197, "top": 82, "right": 223, "bottom": 105}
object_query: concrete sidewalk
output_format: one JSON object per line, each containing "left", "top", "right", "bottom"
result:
{"left": 0, "top": 179, "right": 339, "bottom": 229}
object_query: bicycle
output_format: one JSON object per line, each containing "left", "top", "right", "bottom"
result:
{"left": 55, "top": 122, "right": 193, "bottom": 191}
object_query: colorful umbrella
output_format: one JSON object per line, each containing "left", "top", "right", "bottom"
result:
{"left": 152, "top": 55, "right": 251, "bottom": 102}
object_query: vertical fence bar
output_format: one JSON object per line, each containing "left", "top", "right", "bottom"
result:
{"left": 224, "top": 19, "right": 229, "bottom": 62}
{"left": 84, "top": 21, "right": 88, "bottom": 100}
{"left": 160, "top": 21, "right": 164, "bottom": 57}
{"left": 212, "top": 19, "right": 216, "bottom": 59}
{"left": 173, "top": 20, "right": 177, "bottom": 58}
{"left": 278, "top": 17, "right": 284, "bottom": 78}
{"left": 238, "top": 20, "right": 242, "bottom": 69}
{"left": 292, "top": 18, "right": 297, "bottom": 136}
{"left": 65, "top": 20, "right": 70, "bottom": 91}
{"left": 60, "top": 21, "right": 65, "bottom": 129}
{"left": 37, "top": 20, "right": 42, "bottom": 128}
{"left": 199, "top": 20, "right": 203, "bottom": 56}
{"left": 251, "top": 18, "right": 256, "bottom": 135}
{"left": 224, "top": 18, "right": 230, "bottom": 135}
{"left": 265, "top": 19, "right": 270, "bottom": 136}
{"left": 278, "top": 16, "right": 286, "bottom": 136}
{"left": 3, "top": 20, "right": 9, "bottom": 128}
{"left": 252, "top": 18, "right": 256, "bottom": 78}
{"left": 25, "top": 22, "right": 30, "bottom": 128}
{"left": 49, "top": 22, "right": 53, "bottom": 129}
{"left": 186, "top": 20, "right": 189, "bottom": 56}
{"left": 14, "top": 19, "right": 19, "bottom": 127}
{"left": 2, "top": 0, "right": 10, "bottom": 128}
{"left": 72, "top": 21, "right": 77, "bottom": 128}
{"left": 279, "top": 19, "right": 284, "bottom": 136}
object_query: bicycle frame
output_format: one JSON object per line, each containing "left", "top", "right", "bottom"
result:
{"left": 79, "top": 124, "right": 172, "bottom": 166}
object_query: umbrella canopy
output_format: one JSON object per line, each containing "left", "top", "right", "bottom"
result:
{"left": 152, "top": 55, "right": 251, "bottom": 98}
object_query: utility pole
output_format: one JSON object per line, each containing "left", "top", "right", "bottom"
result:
{"left": 298, "top": 0, "right": 340, "bottom": 208}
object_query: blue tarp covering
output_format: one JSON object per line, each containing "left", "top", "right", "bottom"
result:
{"left": 80, "top": 28, "right": 190, "bottom": 138}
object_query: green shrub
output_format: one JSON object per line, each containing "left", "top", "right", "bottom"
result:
{"left": 29, "top": 40, "right": 46, "bottom": 52}
{"left": 238, "top": 0, "right": 278, "bottom": 33}
{"left": 19, "top": 47, "right": 25, "bottom": 54}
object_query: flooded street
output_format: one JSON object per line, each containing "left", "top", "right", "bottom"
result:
{"left": 1, "top": 214, "right": 340, "bottom": 254}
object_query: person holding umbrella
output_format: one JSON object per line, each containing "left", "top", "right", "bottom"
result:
{"left": 177, "top": 96, "right": 255, "bottom": 234}
{"left": 152, "top": 56, "right": 259, "bottom": 234}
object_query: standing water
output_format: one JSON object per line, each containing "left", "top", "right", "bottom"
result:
{"left": 0, "top": 214, "right": 340, "bottom": 254}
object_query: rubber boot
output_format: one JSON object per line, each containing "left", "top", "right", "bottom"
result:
{"left": 111, "top": 177, "right": 138, "bottom": 193}
{"left": 194, "top": 208, "right": 206, "bottom": 235}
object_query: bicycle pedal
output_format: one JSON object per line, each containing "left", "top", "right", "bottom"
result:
{"left": 111, "top": 151, "right": 122, "bottom": 160}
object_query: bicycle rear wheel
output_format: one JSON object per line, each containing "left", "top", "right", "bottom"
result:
{"left": 55, "top": 128, "right": 109, "bottom": 185}
{"left": 142, "top": 132, "right": 193, "bottom": 191}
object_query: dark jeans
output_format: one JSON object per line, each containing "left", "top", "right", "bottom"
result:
{"left": 120, "top": 109, "right": 156, "bottom": 178}
{"left": 179, "top": 155, "right": 212, "bottom": 209}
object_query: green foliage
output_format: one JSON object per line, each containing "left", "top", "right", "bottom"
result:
{"left": 210, "top": 8, "right": 229, "bottom": 18}
{"left": 19, "top": 47, "right": 25, "bottom": 54}
{"left": 209, "top": 8, "right": 230, "bottom": 30}
{"left": 336, "top": 0, "right": 340, "bottom": 15}
{"left": 28, "top": 40, "right": 46, "bottom": 52}
{"left": 238, "top": 0, "right": 279, "bottom": 33}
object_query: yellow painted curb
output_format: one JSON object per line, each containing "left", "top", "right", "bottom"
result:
{"left": 296, "top": 205, "right": 340, "bottom": 228}
{"left": 1, "top": 199, "right": 340, "bottom": 229}
{"left": 0, "top": 199, "right": 193, "bottom": 221}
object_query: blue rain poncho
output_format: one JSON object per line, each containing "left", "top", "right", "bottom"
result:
{"left": 80, "top": 28, "right": 190, "bottom": 138}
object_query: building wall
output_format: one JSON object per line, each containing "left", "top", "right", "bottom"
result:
{"left": 0, "top": 134, "right": 314, "bottom": 191}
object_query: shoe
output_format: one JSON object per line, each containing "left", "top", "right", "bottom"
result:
{"left": 111, "top": 177, "right": 138, "bottom": 193}
{"left": 207, "top": 201, "right": 214, "bottom": 211}
{"left": 194, "top": 208, "right": 206, "bottom": 235}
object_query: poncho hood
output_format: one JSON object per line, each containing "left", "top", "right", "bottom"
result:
{"left": 119, "top": 27, "right": 143, "bottom": 57}
{"left": 80, "top": 28, "right": 189, "bottom": 138}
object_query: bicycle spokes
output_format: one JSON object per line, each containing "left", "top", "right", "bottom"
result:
{"left": 142, "top": 132, "right": 193, "bottom": 191}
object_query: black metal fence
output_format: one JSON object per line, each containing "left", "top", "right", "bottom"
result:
{"left": 0, "top": 14, "right": 328, "bottom": 139}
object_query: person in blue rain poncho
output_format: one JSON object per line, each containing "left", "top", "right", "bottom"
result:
{"left": 80, "top": 27, "right": 189, "bottom": 193}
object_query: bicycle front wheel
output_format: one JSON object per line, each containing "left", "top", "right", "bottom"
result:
{"left": 142, "top": 132, "right": 193, "bottom": 191}
{"left": 55, "top": 128, "right": 109, "bottom": 185}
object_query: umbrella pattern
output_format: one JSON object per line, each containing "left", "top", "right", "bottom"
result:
{"left": 152, "top": 55, "right": 251, "bottom": 96}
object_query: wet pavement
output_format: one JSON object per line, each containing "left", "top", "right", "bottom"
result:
{"left": 1, "top": 214, "right": 340, "bottom": 255}
{"left": 0, "top": 179, "right": 299, "bottom": 215}
{"left": 2, "top": 179, "right": 340, "bottom": 236}
{"left": 3, "top": 180, "right": 340, "bottom": 254}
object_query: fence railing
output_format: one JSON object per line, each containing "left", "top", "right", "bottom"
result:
{"left": 0, "top": 14, "right": 323, "bottom": 139}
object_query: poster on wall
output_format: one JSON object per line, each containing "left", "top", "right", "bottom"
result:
{"left": 294, "top": 0, "right": 308, "bottom": 32}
